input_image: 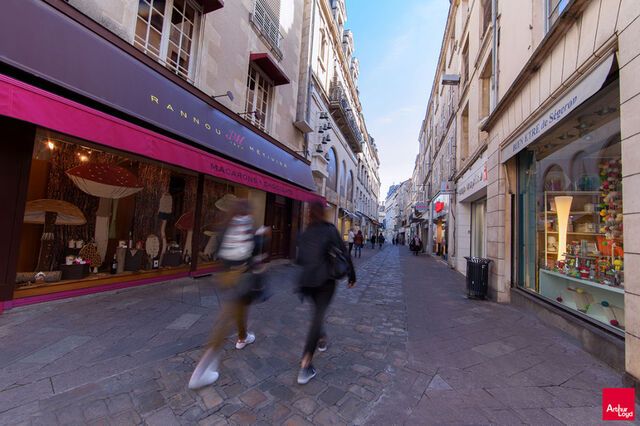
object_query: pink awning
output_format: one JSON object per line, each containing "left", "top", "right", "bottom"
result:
{"left": 0, "top": 74, "right": 322, "bottom": 203}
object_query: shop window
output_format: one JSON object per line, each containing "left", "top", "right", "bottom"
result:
{"left": 460, "top": 104, "right": 469, "bottom": 163}
{"left": 134, "top": 0, "right": 201, "bottom": 81}
{"left": 471, "top": 199, "right": 486, "bottom": 257}
{"left": 245, "top": 65, "right": 273, "bottom": 132}
{"left": 326, "top": 147, "right": 338, "bottom": 192}
{"left": 516, "top": 81, "right": 624, "bottom": 332}
{"left": 479, "top": 55, "right": 492, "bottom": 119}
{"left": 15, "top": 129, "right": 199, "bottom": 294}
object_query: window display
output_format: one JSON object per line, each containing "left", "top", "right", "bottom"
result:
{"left": 517, "top": 81, "right": 624, "bottom": 331}
{"left": 15, "top": 129, "right": 198, "bottom": 292}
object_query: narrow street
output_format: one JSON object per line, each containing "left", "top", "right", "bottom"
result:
{"left": 0, "top": 245, "right": 632, "bottom": 425}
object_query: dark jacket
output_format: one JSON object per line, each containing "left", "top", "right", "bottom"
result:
{"left": 297, "top": 221, "right": 356, "bottom": 288}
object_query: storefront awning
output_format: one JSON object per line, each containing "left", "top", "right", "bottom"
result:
{"left": 0, "top": 0, "right": 314, "bottom": 191}
{"left": 501, "top": 53, "right": 616, "bottom": 163}
{"left": 249, "top": 53, "right": 290, "bottom": 86}
{"left": 201, "top": 0, "right": 224, "bottom": 13}
{"left": 0, "top": 74, "right": 323, "bottom": 204}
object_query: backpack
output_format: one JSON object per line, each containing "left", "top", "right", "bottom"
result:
{"left": 327, "top": 239, "right": 349, "bottom": 280}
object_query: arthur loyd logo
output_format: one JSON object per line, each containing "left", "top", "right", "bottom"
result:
{"left": 602, "top": 388, "right": 635, "bottom": 421}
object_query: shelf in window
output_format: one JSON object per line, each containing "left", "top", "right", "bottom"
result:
{"left": 540, "top": 231, "right": 604, "bottom": 236}
{"left": 539, "top": 269, "right": 625, "bottom": 294}
{"left": 542, "top": 211, "right": 597, "bottom": 215}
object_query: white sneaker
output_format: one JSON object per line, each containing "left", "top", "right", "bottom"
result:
{"left": 235, "top": 332, "right": 255, "bottom": 350}
{"left": 188, "top": 349, "right": 220, "bottom": 389}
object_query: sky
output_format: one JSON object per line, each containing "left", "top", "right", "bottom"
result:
{"left": 345, "top": 0, "right": 449, "bottom": 199}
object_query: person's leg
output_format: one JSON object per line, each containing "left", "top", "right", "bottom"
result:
{"left": 301, "top": 282, "right": 336, "bottom": 367}
{"left": 235, "top": 301, "right": 248, "bottom": 341}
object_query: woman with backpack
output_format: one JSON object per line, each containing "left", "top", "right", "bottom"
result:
{"left": 188, "top": 199, "right": 269, "bottom": 389}
{"left": 296, "top": 201, "right": 356, "bottom": 384}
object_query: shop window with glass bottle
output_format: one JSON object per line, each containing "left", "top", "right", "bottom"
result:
{"left": 516, "top": 80, "right": 624, "bottom": 332}
{"left": 15, "top": 128, "right": 200, "bottom": 295}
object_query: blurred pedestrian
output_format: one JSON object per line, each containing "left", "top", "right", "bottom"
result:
{"left": 378, "top": 233, "right": 385, "bottom": 249}
{"left": 370, "top": 234, "right": 376, "bottom": 249}
{"left": 188, "top": 199, "right": 270, "bottom": 389}
{"left": 347, "top": 228, "right": 355, "bottom": 256}
{"left": 354, "top": 230, "right": 364, "bottom": 258}
{"left": 295, "top": 201, "right": 356, "bottom": 385}
{"left": 409, "top": 235, "right": 422, "bottom": 256}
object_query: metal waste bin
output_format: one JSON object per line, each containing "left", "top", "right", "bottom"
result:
{"left": 465, "top": 257, "right": 492, "bottom": 299}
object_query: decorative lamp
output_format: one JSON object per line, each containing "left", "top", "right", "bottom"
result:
{"left": 554, "top": 196, "right": 573, "bottom": 261}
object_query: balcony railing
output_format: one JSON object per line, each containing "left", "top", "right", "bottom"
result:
{"left": 329, "top": 82, "right": 363, "bottom": 153}
{"left": 250, "top": 0, "right": 283, "bottom": 60}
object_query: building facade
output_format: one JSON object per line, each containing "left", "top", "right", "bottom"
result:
{"left": 0, "top": 0, "right": 328, "bottom": 310}
{"left": 413, "top": 0, "right": 640, "bottom": 391}
{"left": 296, "top": 0, "right": 380, "bottom": 239}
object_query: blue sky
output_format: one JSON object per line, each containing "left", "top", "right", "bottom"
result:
{"left": 345, "top": 0, "right": 449, "bottom": 198}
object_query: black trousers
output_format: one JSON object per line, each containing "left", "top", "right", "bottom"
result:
{"left": 348, "top": 242, "right": 354, "bottom": 255}
{"left": 302, "top": 281, "right": 336, "bottom": 356}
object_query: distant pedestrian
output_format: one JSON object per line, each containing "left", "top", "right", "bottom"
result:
{"left": 188, "top": 199, "right": 270, "bottom": 389}
{"left": 409, "top": 236, "right": 423, "bottom": 256}
{"left": 378, "top": 233, "right": 385, "bottom": 249}
{"left": 370, "top": 234, "right": 376, "bottom": 249}
{"left": 392, "top": 236, "right": 396, "bottom": 245}
{"left": 354, "top": 230, "right": 364, "bottom": 258}
{"left": 347, "top": 228, "right": 355, "bottom": 256}
{"left": 295, "top": 202, "right": 356, "bottom": 385}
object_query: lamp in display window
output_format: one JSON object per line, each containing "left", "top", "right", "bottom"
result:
{"left": 23, "top": 199, "right": 87, "bottom": 272}
{"left": 66, "top": 163, "right": 143, "bottom": 264}
{"left": 554, "top": 196, "right": 573, "bottom": 261}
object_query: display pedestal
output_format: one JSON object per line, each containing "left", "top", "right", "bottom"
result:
{"left": 60, "top": 263, "right": 90, "bottom": 280}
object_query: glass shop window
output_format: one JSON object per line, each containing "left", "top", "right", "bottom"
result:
{"left": 15, "top": 129, "right": 197, "bottom": 291}
{"left": 517, "top": 81, "right": 624, "bottom": 332}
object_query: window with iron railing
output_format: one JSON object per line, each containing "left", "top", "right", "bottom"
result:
{"left": 251, "top": 0, "right": 284, "bottom": 59}
{"left": 134, "top": 0, "right": 201, "bottom": 82}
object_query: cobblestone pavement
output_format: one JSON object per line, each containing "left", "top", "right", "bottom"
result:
{"left": 0, "top": 245, "right": 636, "bottom": 425}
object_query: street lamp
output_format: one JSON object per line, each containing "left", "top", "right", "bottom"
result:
{"left": 211, "top": 91, "right": 234, "bottom": 101}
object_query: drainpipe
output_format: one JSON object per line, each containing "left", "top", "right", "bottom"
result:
{"left": 491, "top": 0, "right": 498, "bottom": 109}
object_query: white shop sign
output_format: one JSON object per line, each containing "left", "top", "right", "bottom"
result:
{"left": 500, "top": 54, "right": 614, "bottom": 163}
{"left": 457, "top": 157, "right": 488, "bottom": 201}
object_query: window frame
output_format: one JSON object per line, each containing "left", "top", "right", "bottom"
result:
{"left": 245, "top": 64, "right": 274, "bottom": 133}
{"left": 545, "top": 0, "right": 570, "bottom": 32}
{"left": 134, "top": 0, "right": 202, "bottom": 82}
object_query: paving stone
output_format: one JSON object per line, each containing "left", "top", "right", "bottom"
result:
{"left": 229, "top": 408, "right": 257, "bottom": 424}
{"left": 293, "top": 396, "right": 317, "bottom": 415}
{"left": 427, "top": 374, "right": 452, "bottom": 390}
{"left": 83, "top": 400, "right": 109, "bottom": 420}
{"left": 109, "top": 409, "right": 142, "bottom": 426}
{"left": 472, "top": 341, "right": 517, "bottom": 358}
{"left": 133, "top": 391, "right": 166, "bottom": 415}
{"left": 199, "top": 387, "right": 224, "bottom": 410}
{"left": 319, "top": 386, "right": 347, "bottom": 406}
{"left": 145, "top": 407, "right": 179, "bottom": 425}
{"left": 239, "top": 388, "right": 267, "bottom": 408}
{"left": 198, "top": 413, "right": 229, "bottom": 426}
{"left": 106, "top": 393, "right": 134, "bottom": 414}
{"left": 313, "top": 408, "right": 346, "bottom": 425}
{"left": 282, "top": 414, "right": 313, "bottom": 426}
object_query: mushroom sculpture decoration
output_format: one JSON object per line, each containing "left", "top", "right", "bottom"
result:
{"left": 24, "top": 199, "right": 86, "bottom": 271}
{"left": 66, "top": 164, "right": 143, "bottom": 264}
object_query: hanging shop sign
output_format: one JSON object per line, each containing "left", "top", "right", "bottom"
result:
{"left": 0, "top": 0, "right": 315, "bottom": 191}
{"left": 432, "top": 193, "right": 449, "bottom": 219}
{"left": 500, "top": 54, "right": 615, "bottom": 163}
{"left": 414, "top": 202, "right": 429, "bottom": 213}
{"left": 457, "top": 157, "right": 488, "bottom": 201}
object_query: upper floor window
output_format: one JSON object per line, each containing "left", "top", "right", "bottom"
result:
{"left": 251, "top": 0, "right": 283, "bottom": 59}
{"left": 480, "top": 0, "right": 492, "bottom": 37}
{"left": 134, "top": 0, "right": 201, "bottom": 81}
{"left": 245, "top": 65, "right": 273, "bottom": 132}
{"left": 547, "top": 0, "right": 569, "bottom": 30}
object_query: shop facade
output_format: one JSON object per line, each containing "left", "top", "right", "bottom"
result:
{"left": 454, "top": 154, "right": 488, "bottom": 273}
{"left": 0, "top": 0, "right": 319, "bottom": 310}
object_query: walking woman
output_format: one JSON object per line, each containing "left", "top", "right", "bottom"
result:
{"left": 354, "top": 230, "right": 364, "bottom": 258}
{"left": 188, "top": 199, "right": 266, "bottom": 389}
{"left": 296, "top": 202, "right": 356, "bottom": 384}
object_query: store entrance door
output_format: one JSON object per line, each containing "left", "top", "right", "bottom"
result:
{"left": 265, "top": 194, "right": 292, "bottom": 259}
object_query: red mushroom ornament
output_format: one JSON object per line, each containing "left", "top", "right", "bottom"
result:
{"left": 66, "top": 164, "right": 143, "bottom": 263}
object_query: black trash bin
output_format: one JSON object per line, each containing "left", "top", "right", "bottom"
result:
{"left": 464, "top": 257, "right": 492, "bottom": 299}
